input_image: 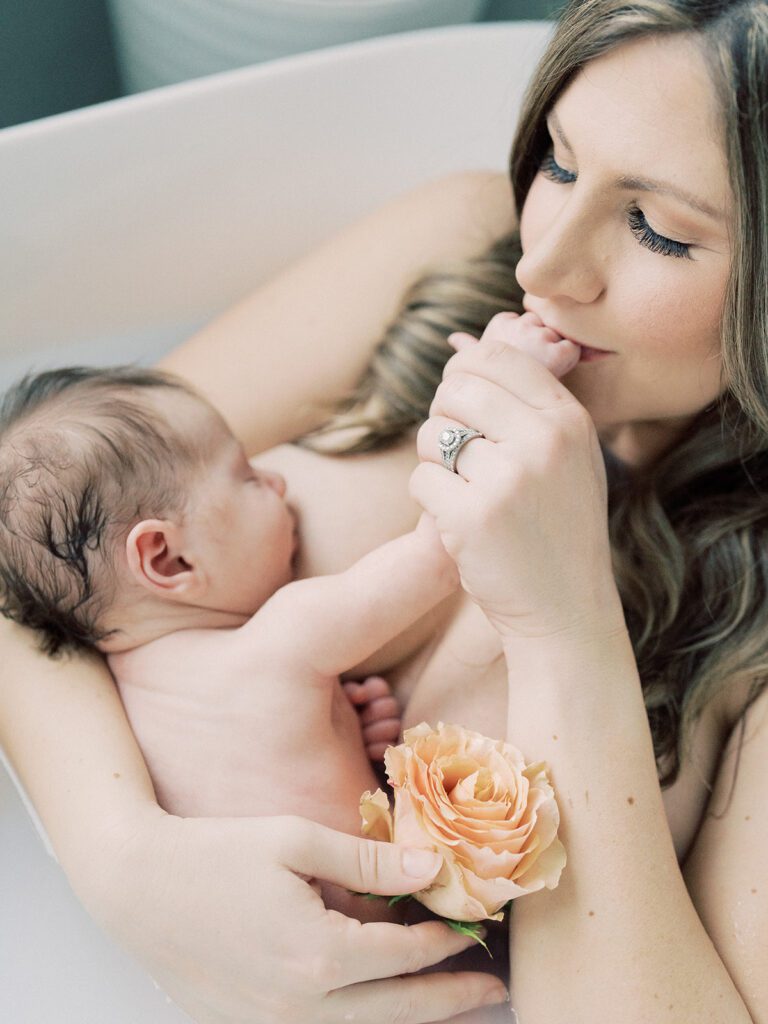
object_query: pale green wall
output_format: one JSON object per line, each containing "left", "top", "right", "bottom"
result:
{"left": 0, "top": 0, "right": 562, "bottom": 130}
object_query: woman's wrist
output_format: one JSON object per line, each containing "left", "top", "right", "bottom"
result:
{"left": 501, "top": 609, "right": 637, "bottom": 708}
{"left": 496, "top": 580, "right": 628, "bottom": 655}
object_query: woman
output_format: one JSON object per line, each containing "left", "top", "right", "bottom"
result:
{"left": 2, "top": 1, "right": 766, "bottom": 1021}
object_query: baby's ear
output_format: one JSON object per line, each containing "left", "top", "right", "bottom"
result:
{"left": 125, "top": 519, "right": 199, "bottom": 596}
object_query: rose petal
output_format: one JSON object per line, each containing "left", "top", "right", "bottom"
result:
{"left": 414, "top": 858, "right": 492, "bottom": 923}
{"left": 359, "top": 789, "right": 393, "bottom": 843}
{"left": 516, "top": 836, "right": 568, "bottom": 890}
{"left": 377, "top": 722, "right": 565, "bottom": 920}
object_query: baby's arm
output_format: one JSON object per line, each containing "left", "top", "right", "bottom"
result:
{"left": 241, "top": 515, "right": 458, "bottom": 678}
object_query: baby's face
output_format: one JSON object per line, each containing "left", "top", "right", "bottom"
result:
{"left": 175, "top": 393, "right": 298, "bottom": 615}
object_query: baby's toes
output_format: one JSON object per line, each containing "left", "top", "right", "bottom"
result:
{"left": 341, "top": 680, "right": 368, "bottom": 706}
{"left": 366, "top": 742, "right": 391, "bottom": 762}
{"left": 362, "top": 717, "right": 401, "bottom": 745}
{"left": 363, "top": 717, "right": 402, "bottom": 762}
{"left": 341, "top": 676, "right": 389, "bottom": 707}
{"left": 359, "top": 695, "right": 400, "bottom": 727}
{"left": 347, "top": 675, "right": 391, "bottom": 703}
{"left": 545, "top": 339, "right": 581, "bottom": 378}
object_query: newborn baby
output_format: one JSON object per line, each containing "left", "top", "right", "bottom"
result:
{"left": 0, "top": 366, "right": 458, "bottom": 916}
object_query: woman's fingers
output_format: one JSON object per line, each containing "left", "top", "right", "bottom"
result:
{"left": 274, "top": 816, "right": 443, "bottom": 895}
{"left": 416, "top": 416, "right": 504, "bottom": 482}
{"left": 430, "top": 371, "right": 539, "bottom": 445}
{"left": 323, "top": 915, "right": 494, "bottom": 988}
{"left": 408, "top": 459, "right": 467, "bottom": 521}
{"left": 447, "top": 331, "right": 479, "bottom": 351}
{"left": 325, "top": 969, "right": 508, "bottom": 1023}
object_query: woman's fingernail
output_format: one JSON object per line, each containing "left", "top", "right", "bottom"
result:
{"left": 402, "top": 848, "right": 442, "bottom": 878}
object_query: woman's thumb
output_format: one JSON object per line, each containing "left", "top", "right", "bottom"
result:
{"left": 275, "top": 817, "right": 443, "bottom": 895}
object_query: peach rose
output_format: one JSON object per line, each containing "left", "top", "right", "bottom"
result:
{"left": 360, "top": 722, "right": 566, "bottom": 922}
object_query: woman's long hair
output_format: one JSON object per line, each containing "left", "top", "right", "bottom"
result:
{"left": 300, "top": 0, "right": 768, "bottom": 793}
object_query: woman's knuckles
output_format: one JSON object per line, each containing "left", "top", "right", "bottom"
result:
{"left": 434, "top": 370, "right": 476, "bottom": 407}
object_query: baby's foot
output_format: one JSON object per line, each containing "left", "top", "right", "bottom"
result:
{"left": 342, "top": 676, "right": 401, "bottom": 762}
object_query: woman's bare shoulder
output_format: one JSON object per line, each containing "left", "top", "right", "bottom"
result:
{"left": 394, "top": 169, "right": 517, "bottom": 251}
{"left": 160, "top": 171, "right": 516, "bottom": 452}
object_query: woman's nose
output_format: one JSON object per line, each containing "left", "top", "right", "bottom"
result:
{"left": 516, "top": 200, "right": 606, "bottom": 305}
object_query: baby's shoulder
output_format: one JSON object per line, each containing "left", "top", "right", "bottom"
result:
{"left": 108, "top": 627, "right": 239, "bottom": 688}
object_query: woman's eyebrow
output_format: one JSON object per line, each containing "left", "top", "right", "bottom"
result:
{"left": 545, "top": 109, "right": 725, "bottom": 222}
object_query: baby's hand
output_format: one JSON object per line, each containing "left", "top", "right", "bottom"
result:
{"left": 342, "top": 675, "right": 401, "bottom": 762}
{"left": 448, "top": 310, "right": 581, "bottom": 379}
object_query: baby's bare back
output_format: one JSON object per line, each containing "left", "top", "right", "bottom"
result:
{"left": 110, "top": 623, "right": 379, "bottom": 836}
{"left": 109, "top": 524, "right": 456, "bottom": 825}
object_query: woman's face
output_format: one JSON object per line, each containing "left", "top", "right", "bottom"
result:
{"left": 517, "top": 33, "right": 733, "bottom": 459}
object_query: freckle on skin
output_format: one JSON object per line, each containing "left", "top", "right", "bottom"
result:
{"left": 751, "top": 888, "right": 757, "bottom": 894}
{"left": 113, "top": 772, "right": 121, "bottom": 779}
{"left": 627, "top": 796, "right": 635, "bottom": 805}
{"left": 745, "top": 815, "right": 751, "bottom": 821}
{"left": 588, "top": 910, "right": 595, "bottom": 917}
{"left": 552, "top": 734, "right": 558, "bottom": 740}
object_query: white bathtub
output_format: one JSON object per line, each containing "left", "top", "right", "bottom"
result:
{"left": 0, "top": 22, "right": 551, "bottom": 1021}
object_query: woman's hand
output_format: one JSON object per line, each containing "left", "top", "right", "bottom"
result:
{"left": 108, "top": 812, "right": 507, "bottom": 1024}
{"left": 409, "top": 326, "right": 623, "bottom": 643}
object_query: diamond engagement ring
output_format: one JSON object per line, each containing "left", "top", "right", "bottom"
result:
{"left": 438, "top": 426, "right": 484, "bottom": 473}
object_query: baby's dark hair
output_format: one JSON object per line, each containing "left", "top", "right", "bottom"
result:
{"left": 0, "top": 365, "right": 202, "bottom": 655}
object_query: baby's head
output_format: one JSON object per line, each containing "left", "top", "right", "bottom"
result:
{"left": 0, "top": 366, "right": 296, "bottom": 655}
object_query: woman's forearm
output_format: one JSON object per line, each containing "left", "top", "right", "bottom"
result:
{"left": 504, "top": 627, "right": 751, "bottom": 1024}
{"left": 0, "top": 618, "right": 163, "bottom": 914}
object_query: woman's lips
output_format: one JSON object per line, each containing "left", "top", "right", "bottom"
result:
{"left": 577, "top": 344, "right": 614, "bottom": 363}
{"left": 551, "top": 329, "right": 615, "bottom": 362}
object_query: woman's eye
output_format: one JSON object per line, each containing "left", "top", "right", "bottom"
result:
{"left": 538, "top": 151, "right": 693, "bottom": 260}
{"left": 626, "top": 207, "right": 692, "bottom": 260}
{"left": 539, "top": 152, "right": 576, "bottom": 185}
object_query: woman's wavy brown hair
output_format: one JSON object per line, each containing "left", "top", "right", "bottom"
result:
{"left": 301, "top": 0, "right": 768, "bottom": 794}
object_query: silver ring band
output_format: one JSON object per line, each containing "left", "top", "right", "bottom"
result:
{"left": 438, "top": 426, "right": 484, "bottom": 473}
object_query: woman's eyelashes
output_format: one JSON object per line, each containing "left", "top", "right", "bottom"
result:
{"left": 626, "top": 207, "right": 692, "bottom": 260}
{"left": 538, "top": 151, "right": 693, "bottom": 260}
